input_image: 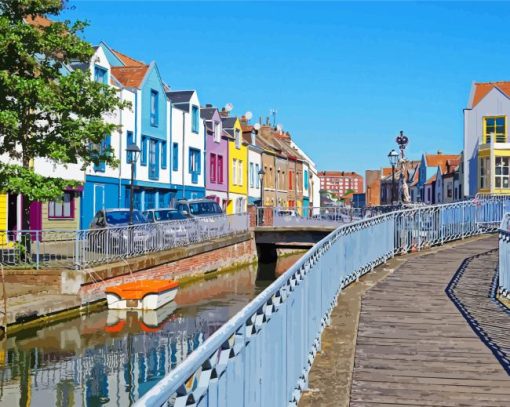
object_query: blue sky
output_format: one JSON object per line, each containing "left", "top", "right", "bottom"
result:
{"left": 63, "top": 1, "right": 510, "bottom": 174}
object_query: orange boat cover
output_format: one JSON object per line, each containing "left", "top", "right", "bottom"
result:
{"left": 106, "top": 280, "right": 179, "bottom": 300}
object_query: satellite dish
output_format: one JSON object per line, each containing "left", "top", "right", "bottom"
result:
{"left": 225, "top": 103, "right": 234, "bottom": 112}
{"left": 254, "top": 123, "right": 261, "bottom": 131}
{"left": 245, "top": 111, "right": 253, "bottom": 120}
{"left": 276, "top": 123, "right": 283, "bottom": 132}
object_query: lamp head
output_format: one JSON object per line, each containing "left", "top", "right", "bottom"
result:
{"left": 388, "top": 149, "right": 399, "bottom": 166}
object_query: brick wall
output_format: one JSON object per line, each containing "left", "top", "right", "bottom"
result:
{"left": 79, "top": 237, "right": 257, "bottom": 304}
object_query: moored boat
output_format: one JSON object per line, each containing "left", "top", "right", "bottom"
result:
{"left": 105, "top": 280, "right": 179, "bottom": 310}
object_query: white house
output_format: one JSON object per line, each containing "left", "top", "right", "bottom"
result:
{"left": 464, "top": 81, "right": 510, "bottom": 197}
{"left": 167, "top": 90, "right": 205, "bottom": 200}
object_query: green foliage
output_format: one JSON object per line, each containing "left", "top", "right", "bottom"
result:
{"left": 0, "top": 0, "right": 129, "bottom": 202}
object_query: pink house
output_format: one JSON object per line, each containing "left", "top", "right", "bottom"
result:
{"left": 201, "top": 106, "right": 229, "bottom": 210}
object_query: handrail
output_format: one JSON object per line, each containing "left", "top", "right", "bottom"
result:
{"left": 136, "top": 199, "right": 505, "bottom": 407}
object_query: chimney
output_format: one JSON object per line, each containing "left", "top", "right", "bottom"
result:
{"left": 219, "top": 107, "right": 229, "bottom": 118}
{"left": 206, "top": 103, "right": 213, "bottom": 108}
{"left": 437, "top": 150, "right": 442, "bottom": 154}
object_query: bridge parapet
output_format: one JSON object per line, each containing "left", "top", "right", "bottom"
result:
{"left": 135, "top": 199, "right": 508, "bottom": 407}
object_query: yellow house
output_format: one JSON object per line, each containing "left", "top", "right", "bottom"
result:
{"left": 0, "top": 193, "right": 8, "bottom": 245}
{"left": 222, "top": 117, "right": 248, "bottom": 214}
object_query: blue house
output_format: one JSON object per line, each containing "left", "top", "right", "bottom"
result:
{"left": 80, "top": 43, "right": 175, "bottom": 227}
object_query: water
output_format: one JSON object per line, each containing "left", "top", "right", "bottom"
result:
{"left": 0, "top": 253, "right": 303, "bottom": 406}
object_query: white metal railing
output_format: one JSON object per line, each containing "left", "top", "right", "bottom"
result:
{"left": 0, "top": 213, "right": 249, "bottom": 269}
{"left": 498, "top": 213, "right": 510, "bottom": 299}
{"left": 134, "top": 199, "right": 505, "bottom": 407}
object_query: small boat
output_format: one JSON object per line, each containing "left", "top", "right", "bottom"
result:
{"left": 105, "top": 280, "right": 179, "bottom": 310}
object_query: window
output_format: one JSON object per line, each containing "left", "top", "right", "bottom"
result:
{"left": 126, "top": 131, "right": 135, "bottom": 163}
{"left": 161, "top": 141, "right": 167, "bottom": 169}
{"left": 249, "top": 163, "right": 254, "bottom": 188}
{"left": 172, "top": 143, "right": 178, "bottom": 171}
{"left": 192, "top": 105, "right": 199, "bottom": 133}
{"left": 48, "top": 192, "right": 74, "bottom": 219}
{"left": 149, "top": 139, "right": 159, "bottom": 180}
{"left": 495, "top": 156, "right": 510, "bottom": 188}
{"left": 235, "top": 129, "right": 241, "bottom": 149}
{"left": 217, "top": 155, "right": 224, "bottom": 184}
{"left": 233, "top": 159, "right": 238, "bottom": 185}
{"left": 214, "top": 122, "right": 221, "bottom": 142}
{"left": 289, "top": 171, "right": 293, "bottom": 190}
{"left": 238, "top": 160, "right": 243, "bottom": 186}
{"left": 210, "top": 153, "right": 217, "bottom": 183}
{"left": 480, "top": 157, "right": 490, "bottom": 189}
{"left": 94, "top": 66, "right": 107, "bottom": 84}
{"left": 189, "top": 148, "right": 201, "bottom": 184}
{"left": 141, "top": 136, "right": 148, "bottom": 166}
{"left": 150, "top": 89, "right": 159, "bottom": 127}
{"left": 304, "top": 170, "right": 309, "bottom": 190}
{"left": 255, "top": 164, "right": 260, "bottom": 188}
{"left": 484, "top": 116, "right": 506, "bottom": 143}
{"left": 93, "top": 134, "right": 110, "bottom": 172}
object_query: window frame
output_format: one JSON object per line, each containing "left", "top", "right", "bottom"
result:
{"left": 150, "top": 89, "right": 159, "bottom": 127}
{"left": 210, "top": 153, "right": 217, "bottom": 183}
{"left": 483, "top": 116, "right": 506, "bottom": 144}
{"left": 48, "top": 192, "right": 75, "bottom": 220}
{"left": 141, "top": 136, "right": 148, "bottom": 166}
{"left": 495, "top": 156, "right": 510, "bottom": 189}
{"left": 94, "top": 65, "right": 108, "bottom": 84}
{"left": 172, "top": 142, "right": 179, "bottom": 171}
{"left": 161, "top": 141, "right": 167, "bottom": 169}
{"left": 217, "top": 155, "right": 224, "bottom": 184}
{"left": 480, "top": 156, "right": 490, "bottom": 190}
{"left": 192, "top": 105, "right": 199, "bottom": 134}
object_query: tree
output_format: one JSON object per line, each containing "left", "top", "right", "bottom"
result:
{"left": 0, "top": 0, "right": 128, "bottom": 230}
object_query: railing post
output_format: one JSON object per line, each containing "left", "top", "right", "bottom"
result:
{"left": 74, "top": 230, "right": 80, "bottom": 270}
{"left": 461, "top": 204, "right": 465, "bottom": 239}
{"left": 36, "top": 230, "right": 40, "bottom": 270}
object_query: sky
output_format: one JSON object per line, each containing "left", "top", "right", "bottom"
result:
{"left": 61, "top": 1, "right": 510, "bottom": 174}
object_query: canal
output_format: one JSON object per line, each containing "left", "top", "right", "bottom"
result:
{"left": 0, "top": 252, "right": 304, "bottom": 406}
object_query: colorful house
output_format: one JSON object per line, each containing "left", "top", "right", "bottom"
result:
{"left": 418, "top": 153, "right": 459, "bottom": 203}
{"left": 80, "top": 43, "right": 173, "bottom": 228}
{"left": 464, "top": 82, "right": 510, "bottom": 196}
{"left": 202, "top": 106, "right": 229, "bottom": 209}
{"left": 241, "top": 124, "right": 263, "bottom": 206}
{"left": 167, "top": 91, "right": 205, "bottom": 200}
{"left": 222, "top": 116, "right": 248, "bottom": 214}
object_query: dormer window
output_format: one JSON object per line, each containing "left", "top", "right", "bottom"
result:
{"left": 150, "top": 90, "right": 159, "bottom": 127}
{"left": 235, "top": 129, "right": 241, "bottom": 149}
{"left": 94, "top": 66, "right": 108, "bottom": 84}
{"left": 214, "top": 122, "right": 221, "bottom": 142}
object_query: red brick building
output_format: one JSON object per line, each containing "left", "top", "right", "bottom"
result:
{"left": 319, "top": 171, "right": 364, "bottom": 199}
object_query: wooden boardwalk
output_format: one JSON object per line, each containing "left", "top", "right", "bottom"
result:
{"left": 350, "top": 236, "right": 510, "bottom": 407}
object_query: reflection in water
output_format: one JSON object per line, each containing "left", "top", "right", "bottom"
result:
{"left": 0, "top": 253, "right": 303, "bottom": 406}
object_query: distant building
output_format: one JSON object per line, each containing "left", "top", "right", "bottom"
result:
{"left": 352, "top": 193, "right": 366, "bottom": 208}
{"left": 464, "top": 82, "right": 510, "bottom": 196}
{"left": 318, "top": 171, "right": 363, "bottom": 200}
{"left": 418, "top": 153, "right": 460, "bottom": 204}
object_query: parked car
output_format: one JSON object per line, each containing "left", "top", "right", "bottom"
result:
{"left": 176, "top": 199, "right": 227, "bottom": 237}
{"left": 88, "top": 209, "right": 151, "bottom": 253}
{"left": 143, "top": 208, "right": 193, "bottom": 246}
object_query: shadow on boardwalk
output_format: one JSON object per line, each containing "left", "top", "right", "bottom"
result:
{"left": 300, "top": 235, "right": 510, "bottom": 407}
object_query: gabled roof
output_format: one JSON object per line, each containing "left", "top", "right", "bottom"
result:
{"left": 111, "top": 49, "right": 144, "bottom": 67}
{"left": 425, "top": 175, "right": 436, "bottom": 185}
{"left": 471, "top": 81, "right": 510, "bottom": 108}
{"left": 111, "top": 65, "right": 149, "bottom": 88}
{"left": 221, "top": 117, "right": 238, "bottom": 129}
{"left": 167, "top": 91, "right": 195, "bottom": 111}
{"left": 200, "top": 107, "right": 218, "bottom": 121}
{"left": 424, "top": 154, "right": 460, "bottom": 172}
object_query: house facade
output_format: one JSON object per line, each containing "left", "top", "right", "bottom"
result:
{"left": 464, "top": 82, "right": 510, "bottom": 197}
{"left": 223, "top": 117, "right": 248, "bottom": 214}
{"left": 81, "top": 44, "right": 174, "bottom": 227}
{"left": 202, "top": 106, "right": 229, "bottom": 210}
{"left": 167, "top": 91, "right": 205, "bottom": 201}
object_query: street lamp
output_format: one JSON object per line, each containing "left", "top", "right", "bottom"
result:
{"left": 388, "top": 149, "right": 399, "bottom": 204}
{"left": 258, "top": 167, "right": 266, "bottom": 225}
{"left": 126, "top": 144, "right": 141, "bottom": 225}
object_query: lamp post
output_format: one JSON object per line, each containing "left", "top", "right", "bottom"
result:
{"left": 388, "top": 149, "right": 399, "bottom": 204}
{"left": 258, "top": 167, "right": 266, "bottom": 225}
{"left": 126, "top": 144, "right": 141, "bottom": 225}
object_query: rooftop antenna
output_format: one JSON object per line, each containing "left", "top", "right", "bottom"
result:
{"left": 270, "top": 108, "right": 277, "bottom": 127}
{"left": 225, "top": 102, "right": 234, "bottom": 112}
{"left": 245, "top": 111, "right": 253, "bottom": 121}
